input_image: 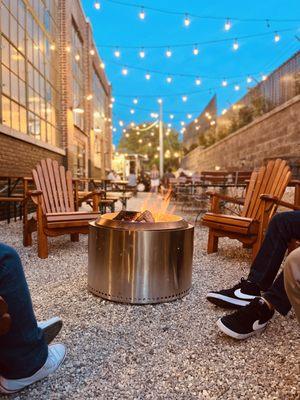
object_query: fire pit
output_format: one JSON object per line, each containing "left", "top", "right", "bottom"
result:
{"left": 88, "top": 210, "right": 194, "bottom": 304}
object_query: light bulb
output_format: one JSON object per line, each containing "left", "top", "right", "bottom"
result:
{"left": 193, "top": 46, "right": 199, "bottom": 56}
{"left": 233, "top": 39, "right": 239, "bottom": 51}
{"left": 119, "top": 120, "right": 124, "bottom": 127}
{"left": 111, "top": 97, "right": 115, "bottom": 103}
{"left": 224, "top": 19, "right": 231, "bottom": 31}
{"left": 125, "top": 133, "right": 129, "bottom": 138}
{"left": 130, "top": 109, "right": 135, "bottom": 114}
{"left": 222, "top": 79, "right": 228, "bottom": 87}
{"left": 166, "top": 76, "right": 172, "bottom": 83}
{"left": 274, "top": 32, "right": 280, "bottom": 42}
{"left": 182, "top": 95, "right": 188, "bottom": 102}
{"left": 86, "top": 94, "right": 93, "bottom": 101}
{"left": 234, "top": 85, "right": 240, "bottom": 91}
{"left": 114, "top": 48, "right": 121, "bottom": 58}
{"left": 94, "top": 2, "right": 101, "bottom": 10}
{"left": 180, "top": 121, "right": 185, "bottom": 126}
{"left": 133, "top": 98, "right": 138, "bottom": 104}
{"left": 222, "top": 109, "right": 227, "bottom": 115}
{"left": 262, "top": 75, "right": 267, "bottom": 81}
{"left": 122, "top": 68, "right": 128, "bottom": 75}
{"left": 157, "top": 98, "right": 163, "bottom": 104}
{"left": 139, "top": 7, "right": 145, "bottom": 20}
{"left": 187, "top": 114, "right": 192, "bottom": 119}
{"left": 166, "top": 48, "right": 172, "bottom": 58}
{"left": 184, "top": 14, "right": 190, "bottom": 27}
{"left": 90, "top": 49, "right": 95, "bottom": 56}
{"left": 195, "top": 77, "right": 201, "bottom": 85}
{"left": 75, "top": 54, "right": 80, "bottom": 61}
{"left": 145, "top": 73, "right": 151, "bottom": 80}
{"left": 139, "top": 48, "right": 145, "bottom": 58}
{"left": 100, "top": 62, "right": 105, "bottom": 69}
{"left": 169, "top": 114, "right": 174, "bottom": 119}
{"left": 247, "top": 76, "right": 252, "bottom": 83}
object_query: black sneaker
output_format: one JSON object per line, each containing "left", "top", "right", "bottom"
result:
{"left": 217, "top": 297, "right": 274, "bottom": 339}
{"left": 206, "top": 278, "right": 261, "bottom": 309}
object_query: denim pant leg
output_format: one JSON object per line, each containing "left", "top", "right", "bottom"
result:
{"left": 248, "top": 211, "right": 300, "bottom": 315}
{"left": 0, "top": 243, "right": 48, "bottom": 379}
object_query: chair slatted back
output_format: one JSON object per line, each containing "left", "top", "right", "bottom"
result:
{"left": 241, "top": 159, "right": 291, "bottom": 220}
{"left": 32, "top": 159, "right": 75, "bottom": 214}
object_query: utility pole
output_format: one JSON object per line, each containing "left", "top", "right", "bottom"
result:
{"left": 159, "top": 100, "right": 164, "bottom": 178}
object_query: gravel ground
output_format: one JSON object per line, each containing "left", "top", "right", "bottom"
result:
{"left": 0, "top": 194, "right": 299, "bottom": 400}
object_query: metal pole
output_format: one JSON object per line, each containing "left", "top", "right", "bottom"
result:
{"left": 159, "top": 102, "right": 164, "bottom": 178}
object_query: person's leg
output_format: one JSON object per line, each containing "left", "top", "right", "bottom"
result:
{"left": 0, "top": 243, "right": 48, "bottom": 379}
{"left": 248, "top": 211, "right": 300, "bottom": 290}
{"left": 284, "top": 247, "right": 300, "bottom": 323}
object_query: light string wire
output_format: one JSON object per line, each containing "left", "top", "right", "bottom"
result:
{"left": 103, "top": 0, "right": 300, "bottom": 23}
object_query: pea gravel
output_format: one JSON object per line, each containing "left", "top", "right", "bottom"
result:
{"left": 0, "top": 194, "right": 299, "bottom": 400}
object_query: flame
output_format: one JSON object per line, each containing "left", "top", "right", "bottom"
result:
{"left": 140, "top": 189, "right": 175, "bottom": 221}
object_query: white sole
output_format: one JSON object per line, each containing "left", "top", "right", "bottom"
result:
{"left": 207, "top": 292, "right": 254, "bottom": 307}
{"left": 0, "top": 344, "right": 66, "bottom": 394}
{"left": 216, "top": 318, "right": 265, "bottom": 340}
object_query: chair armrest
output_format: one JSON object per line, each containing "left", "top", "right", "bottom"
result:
{"left": 206, "top": 191, "right": 245, "bottom": 205}
{"left": 28, "top": 190, "right": 43, "bottom": 205}
{"left": 260, "top": 194, "right": 300, "bottom": 210}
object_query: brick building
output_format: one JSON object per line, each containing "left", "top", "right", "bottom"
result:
{"left": 0, "top": 0, "right": 112, "bottom": 179}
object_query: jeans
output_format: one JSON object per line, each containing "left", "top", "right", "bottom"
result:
{"left": 248, "top": 211, "right": 300, "bottom": 316}
{"left": 0, "top": 243, "right": 48, "bottom": 379}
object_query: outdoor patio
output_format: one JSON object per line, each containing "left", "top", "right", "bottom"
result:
{"left": 1, "top": 193, "right": 299, "bottom": 400}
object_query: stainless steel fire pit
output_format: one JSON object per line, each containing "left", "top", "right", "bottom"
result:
{"left": 88, "top": 212, "right": 194, "bottom": 304}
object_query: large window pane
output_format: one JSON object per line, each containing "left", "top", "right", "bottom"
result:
{"left": 1, "top": 95, "right": 11, "bottom": 127}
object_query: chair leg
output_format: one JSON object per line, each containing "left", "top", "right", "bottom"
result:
{"left": 251, "top": 239, "right": 261, "bottom": 260}
{"left": 37, "top": 228, "right": 48, "bottom": 259}
{"left": 207, "top": 229, "right": 218, "bottom": 253}
{"left": 71, "top": 233, "right": 79, "bottom": 242}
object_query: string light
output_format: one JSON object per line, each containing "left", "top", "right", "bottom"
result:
{"left": 133, "top": 98, "right": 138, "bottom": 104}
{"left": 50, "top": 44, "right": 56, "bottom": 51}
{"left": 111, "top": 97, "right": 115, "bottom": 103}
{"left": 182, "top": 95, "right": 188, "bottom": 102}
{"left": 90, "top": 49, "right": 95, "bottom": 56}
{"left": 222, "top": 79, "right": 228, "bottom": 87}
{"left": 114, "top": 48, "right": 121, "bottom": 58}
{"left": 166, "top": 76, "right": 173, "bottom": 83}
{"left": 262, "top": 74, "right": 268, "bottom": 81}
{"left": 100, "top": 62, "right": 105, "bottom": 69}
{"left": 139, "top": 48, "right": 146, "bottom": 58}
{"left": 130, "top": 109, "right": 135, "bottom": 114}
{"left": 169, "top": 114, "right": 174, "bottom": 119}
{"left": 195, "top": 77, "right": 202, "bottom": 85}
{"left": 119, "top": 120, "right": 124, "bottom": 127}
{"left": 233, "top": 39, "right": 239, "bottom": 50}
{"left": 184, "top": 14, "right": 191, "bottom": 27}
{"left": 187, "top": 114, "right": 192, "bottom": 119}
{"left": 121, "top": 67, "right": 128, "bottom": 75}
{"left": 125, "top": 133, "right": 130, "bottom": 138}
{"left": 165, "top": 48, "right": 172, "bottom": 58}
{"left": 274, "top": 32, "right": 280, "bottom": 42}
{"left": 157, "top": 98, "right": 163, "bottom": 104}
{"left": 86, "top": 94, "right": 93, "bottom": 101}
{"left": 247, "top": 76, "right": 253, "bottom": 83}
{"left": 139, "top": 7, "right": 145, "bottom": 20}
{"left": 224, "top": 19, "right": 231, "bottom": 31}
{"left": 75, "top": 54, "right": 80, "bottom": 61}
{"left": 234, "top": 84, "right": 240, "bottom": 91}
{"left": 145, "top": 72, "right": 151, "bottom": 80}
{"left": 193, "top": 46, "right": 199, "bottom": 56}
{"left": 94, "top": 2, "right": 100, "bottom": 10}
{"left": 222, "top": 109, "right": 227, "bottom": 115}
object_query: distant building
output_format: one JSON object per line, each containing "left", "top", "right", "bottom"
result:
{"left": 184, "top": 95, "right": 217, "bottom": 151}
{"left": 0, "top": 0, "right": 112, "bottom": 179}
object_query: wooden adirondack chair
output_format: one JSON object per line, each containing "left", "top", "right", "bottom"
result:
{"left": 201, "top": 159, "right": 292, "bottom": 259}
{"left": 24, "top": 159, "right": 102, "bottom": 259}
{"left": 0, "top": 296, "right": 11, "bottom": 335}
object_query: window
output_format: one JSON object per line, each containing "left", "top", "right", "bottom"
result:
{"left": 71, "top": 23, "right": 84, "bottom": 131}
{"left": 0, "top": 0, "right": 60, "bottom": 147}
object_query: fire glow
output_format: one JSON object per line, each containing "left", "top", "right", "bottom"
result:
{"left": 140, "top": 190, "right": 176, "bottom": 222}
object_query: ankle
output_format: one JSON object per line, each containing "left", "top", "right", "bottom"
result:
{"left": 261, "top": 296, "right": 274, "bottom": 311}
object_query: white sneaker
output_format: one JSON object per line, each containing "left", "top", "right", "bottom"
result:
{"left": 0, "top": 343, "right": 66, "bottom": 394}
{"left": 38, "top": 317, "right": 63, "bottom": 344}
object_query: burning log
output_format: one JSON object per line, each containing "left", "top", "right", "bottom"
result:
{"left": 135, "top": 210, "right": 155, "bottom": 223}
{"left": 113, "top": 210, "right": 155, "bottom": 223}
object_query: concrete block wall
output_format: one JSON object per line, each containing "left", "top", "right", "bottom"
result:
{"left": 181, "top": 96, "right": 300, "bottom": 172}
